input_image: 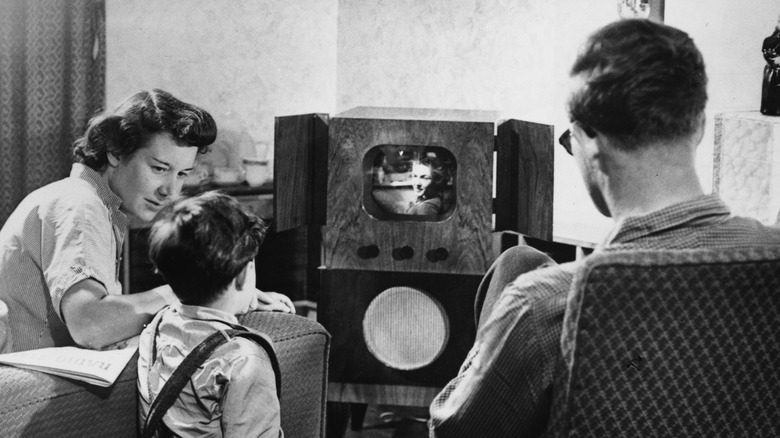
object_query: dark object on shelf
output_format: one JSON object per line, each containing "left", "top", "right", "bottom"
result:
{"left": 761, "top": 16, "right": 780, "bottom": 116}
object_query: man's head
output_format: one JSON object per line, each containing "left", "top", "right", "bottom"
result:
{"left": 564, "top": 19, "right": 708, "bottom": 217}
{"left": 567, "top": 19, "right": 707, "bottom": 151}
{"left": 148, "top": 191, "right": 269, "bottom": 307}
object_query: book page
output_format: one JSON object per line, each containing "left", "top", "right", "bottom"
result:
{"left": 0, "top": 337, "right": 138, "bottom": 387}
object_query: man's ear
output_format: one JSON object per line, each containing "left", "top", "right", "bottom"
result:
{"left": 692, "top": 112, "right": 706, "bottom": 149}
{"left": 574, "top": 124, "right": 607, "bottom": 173}
{"left": 590, "top": 134, "right": 610, "bottom": 174}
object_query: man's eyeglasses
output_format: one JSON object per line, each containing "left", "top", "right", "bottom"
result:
{"left": 558, "top": 129, "right": 574, "bottom": 156}
{"left": 558, "top": 123, "right": 596, "bottom": 156}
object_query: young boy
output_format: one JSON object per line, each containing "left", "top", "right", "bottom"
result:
{"left": 137, "top": 191, "right": 286, "bottom": 437}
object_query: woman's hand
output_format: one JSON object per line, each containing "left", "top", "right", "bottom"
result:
{"left": 245, "top": 289, "right": 295, "bottom": 314}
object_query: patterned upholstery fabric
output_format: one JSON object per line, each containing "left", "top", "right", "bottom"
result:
{"left": 0, "top": 311, "right": 330, "bottom": 438}
{"left": 239, "top": 311, "right": 331, "bottom": 438}
{"left": 550, "top": 247, "right": 780, "bottom": 438}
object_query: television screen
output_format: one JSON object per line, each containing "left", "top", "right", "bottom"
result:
{"left": 363, "top": 145, "right": 456, "bottom": 221}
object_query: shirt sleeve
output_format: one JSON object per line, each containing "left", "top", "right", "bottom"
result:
{"left": 428, "top": 266, "right": 573, "bottom": 438}
{"left": 42, "top": 189, "right": 117, "bottom": 318}
{"left": 222, "top": 339, "right": 283, "bottom": 438}
{"left": 0, "top": 299, "right": 11, "bottom": 353}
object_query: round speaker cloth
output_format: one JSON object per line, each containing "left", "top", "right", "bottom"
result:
{"left": 362, "top": 286, "right": 450, "bottom": 370}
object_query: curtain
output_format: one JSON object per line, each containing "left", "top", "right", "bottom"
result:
{"left": 0, "top": 0, "right": 105, "bottom": 225}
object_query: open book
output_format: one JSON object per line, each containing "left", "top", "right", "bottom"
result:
{"left": 0, "top": 337, "right": 138, "bottom": 387}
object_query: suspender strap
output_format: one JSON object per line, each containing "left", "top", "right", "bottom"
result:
{"left": 141, "top": 329, "right": 281, "bottom": 438}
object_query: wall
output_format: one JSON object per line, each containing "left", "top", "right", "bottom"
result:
{"left": 106, "top": 0, "right": 337, "bottom": 161}
{"left": 106, "top": 0, "right": 780, "bottom": 242}
{"left": 337, "top": 0, "right": 613, "bottom": 122}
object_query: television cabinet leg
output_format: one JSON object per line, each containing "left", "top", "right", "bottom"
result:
{"left": 326, "top": 402, "right": 350, "bottom": 438}
{"left": 350, "top": 403, "right": 368, "bottom": 431}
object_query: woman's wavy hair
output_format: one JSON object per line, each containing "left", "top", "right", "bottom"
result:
{"left": 148, "top": 191, "right": 269, "bottom": 306}
{"left": 73, "top": 89, "right": 216, "bottom": 170}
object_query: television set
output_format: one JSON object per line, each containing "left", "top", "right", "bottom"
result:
{"left": 273, "top": 107, "right": 554, "bottom": 409}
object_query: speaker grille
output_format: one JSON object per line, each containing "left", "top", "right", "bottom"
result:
{"left": 362, "top": 286, "right": 450, "bottom": 370}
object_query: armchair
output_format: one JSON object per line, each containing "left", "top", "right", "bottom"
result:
{"left": 549, "top": 247, "right": 780, "bottom": 437}
{"left": 0, "top": 311, "right": 330, "bottom": 438}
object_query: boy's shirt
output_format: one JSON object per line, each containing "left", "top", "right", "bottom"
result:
{"left": 137, "top": 304, "right": 282, "bottom": 438}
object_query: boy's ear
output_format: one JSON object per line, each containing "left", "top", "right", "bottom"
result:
{"left": 107, "top": 151, "right": 121, "bottom": 168}
{"left": 234, "top": 261, "right": 255, "bottom": 291}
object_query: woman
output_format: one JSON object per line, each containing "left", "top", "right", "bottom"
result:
{"left": 406, "top": 155, "right": 449, "bottom": 216}
{"left": 0, "top": 89, "right": 291, "bottom": 353}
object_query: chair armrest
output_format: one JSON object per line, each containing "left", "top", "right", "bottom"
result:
{"left": 0, "top": 354, "right": 138, "bottom": 438}
{"left": 238, "top": 311, "right": 331, "bottom": 438}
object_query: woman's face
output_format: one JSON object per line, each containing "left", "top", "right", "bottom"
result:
{"left": 411, "top": 162, "right": 434, "bottom": 198}
{"left": 106, "top": 133, "right": 198, "bottom": 222}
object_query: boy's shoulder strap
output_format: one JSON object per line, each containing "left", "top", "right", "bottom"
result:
{"left": 223, "top": 329, "right": 282, "bottom": 397}
{"left": 141, "top": 327, "right": 281, "bottom": 438}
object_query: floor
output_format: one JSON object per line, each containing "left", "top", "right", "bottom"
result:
{"left": 328, "top": 403, "right": 429, "bottom": 438}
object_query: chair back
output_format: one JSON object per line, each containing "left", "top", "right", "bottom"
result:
{"left": 549, "top": 247, "right": 780, "bottom": 437}
{"left": 0, "top": 311, "right": 329, "bottom": 438}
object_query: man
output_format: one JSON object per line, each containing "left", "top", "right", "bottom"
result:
{"left": 429, "top": 19, "right": 780, "bottom": 437}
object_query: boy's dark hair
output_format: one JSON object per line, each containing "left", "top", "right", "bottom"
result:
{"left": 148, "top": 192, "right": 268, "bottom": 306}
{"left": 567, "top": 19, "right": 708, "bottom": 150}
{"left": 73, "top": 89, "right": 216, "bottom": 170}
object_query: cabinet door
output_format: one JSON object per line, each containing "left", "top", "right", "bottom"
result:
{"left": 273, "top": 113, "right": 329, "bottom": 232}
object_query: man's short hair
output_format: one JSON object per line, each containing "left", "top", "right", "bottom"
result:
{"left": 148, "top": 191, "right": 269, "bottom": 306}
{"left": 567, "top": 19, "right": 708, "bottom": 150}
{"left": 73, "top": 89, "right": 216, "bottom": 170}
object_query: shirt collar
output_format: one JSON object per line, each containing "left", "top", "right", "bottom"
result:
{"left": 175, "top": 303, "right": 241, "bottom": 326}
{"left": 70, "top": 163, "right": 123, "bottom": 214}
{"left": 602, "top": 194, "right": 732, "bottom": 247}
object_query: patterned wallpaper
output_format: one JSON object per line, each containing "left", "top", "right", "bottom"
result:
{"left": 336, "top": 0, "right": 613, "bottom": 124}
{"left": 106, "top": 0, "right": 337, "bottom": 162}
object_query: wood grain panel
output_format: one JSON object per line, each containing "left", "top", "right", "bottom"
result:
{"left": 273, "top": 113, "right": 329, "bottom": 232}
{"left": 255, "top": 225, "right": 321, "bottom": 302}
{"left": 324, "top": 117, "right": 494, "bottom": 275}
{"left": 495, "top": 119, "right": 554, "bottom": 241}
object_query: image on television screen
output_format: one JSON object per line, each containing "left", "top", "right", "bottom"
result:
{"left": 362, "top": 145, "right": 456, "bottom": 221}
